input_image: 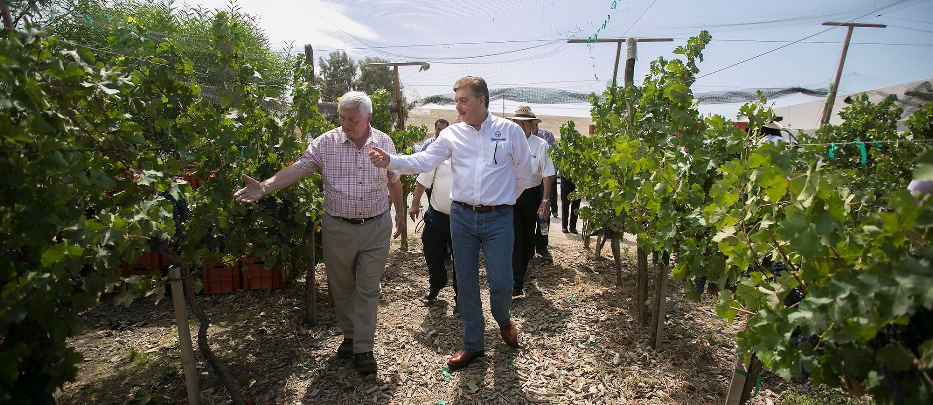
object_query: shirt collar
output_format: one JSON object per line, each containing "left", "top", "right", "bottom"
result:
{"left": 475, "top": 112, "right": 493, "bottom": 131}
{"left": 338, "top": 126, "right": 374, "bottom": 146}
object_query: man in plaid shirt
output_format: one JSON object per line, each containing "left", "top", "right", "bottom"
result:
{"left": 234, "top": 91, "right": 405, "bottom": 375}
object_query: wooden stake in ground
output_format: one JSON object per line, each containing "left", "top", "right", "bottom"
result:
{"left": 725, "top": 351, "right": 764, "bottom": 405}
{"left": 168, "top": 265, "right": 199, "bottom": 404}
{"left": 303, "top": 220, "right": 318, "bottom": 325}
{"left": 636, "top": 247, "right": 649, "bottom": 326}
{"left": 163, "top": 250, "right": 244, "bottom": 404}
{"left": 649, "top": 252, "right": 670, "bottom": 349}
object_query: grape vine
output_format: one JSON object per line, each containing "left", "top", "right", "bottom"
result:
{"left": 552, "top": 30, "right": 932, "bottom": 403}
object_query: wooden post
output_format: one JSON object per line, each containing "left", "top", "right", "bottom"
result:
{"left": 566, "top": 37, "right": 673, "bottom": 89}
{"left": 168, "top": 265, "right": 200, "bottom": 404}
{"left": 1, "top": 1, "right": 13, "bottom": 31}
{"left": 611, "top": 236, "right": 622, "bottom": 286}
{"left": 740, "top": 354, "right": 764, "bottom": 404}
{"left": 818, "top": 22, "right": 886, "bottom": 127}
{"left": 725, "top": 355, "right": 749, "bottom": 405}
{"left": 303, "top": 220, "right": 318, "bottom": 325}
{"left": 623, "top": 37, "right": 636, "bottom": 88}
{"left": 594, "top": 232, "right": 605, "bottom": 259}
{"left": 636, "top": 247, "right": 649, "bottom": 326}
{"left": 393, "top": 66, "right": 404, "bottom": 130}
{"left": 725, "top": 351, "right": 763, "bottom": 405}
{"left": 649, "top": 252, "right": 670, "bottom": 349}
{"left": 611, "top": 40, "right": 623, "bottom": 89}
{"left": 304, "top": 44, "right": 314, "bottom": 84}
{"left": 624, "top": 37, "right": 637, "bottom": 125}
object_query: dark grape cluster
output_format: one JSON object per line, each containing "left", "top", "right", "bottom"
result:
{"left": 788, "top": 331, "right": 818, "bottom": 382}
{"left": 770, "top": 260, "right": 787, "bottom": 278}
{"left": 278, "top": 198, "right": 295, "bottom": 223}
{"left": 147, "top": 235, "right": 171, "bottom": 253}
{"left": 783, "top": 287, "right": 805, "bottom": 307}
{"left": 692, "top": 276, "right": 706, "bottom": 295}
{"left": 259, "top": 197, "right": 279, "bottom": 218}
{"left": 203, "top": 234, "right": 225, "bottom": 253}
{"left": 159, "top": 191, "right": 190, "bottom": 237}
{"left": 84, "top": 205, "right": 97, "bottom": 219}
{"left": 790, "top": 333, "right": 819, "bottom": 350}
{"left": 0, "top": 251, "right": 15, "bottom": 262}
{"left": 879, "top": 363, "right": 908, "bottom": 405}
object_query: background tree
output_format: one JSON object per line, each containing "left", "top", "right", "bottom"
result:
{"left": 317, "top": 50, "right": 356, "bottom": 103}
{"left": 38, "top": 0, "right": 292, "bottom": 100}
{"left": 355, "top": 57, "right": 394, "bottom": 96}
{"left": 355, "top": 56, "right": 410, "bottom": 130}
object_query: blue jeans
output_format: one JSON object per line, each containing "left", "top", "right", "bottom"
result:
{"left": 449, "top": 203, "right": 514, "bottom": 352}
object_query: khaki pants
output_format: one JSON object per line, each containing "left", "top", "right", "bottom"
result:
{"left": 322, "top": 211, "right": 391, "bottom": 353}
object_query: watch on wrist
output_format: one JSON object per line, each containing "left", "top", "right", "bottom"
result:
{"left": 542, "top": 198, "right": 549, "bottom": 203}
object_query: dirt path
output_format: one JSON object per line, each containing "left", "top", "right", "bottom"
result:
{"left": 55, "top": 206, "right": 863, "bottom": 404}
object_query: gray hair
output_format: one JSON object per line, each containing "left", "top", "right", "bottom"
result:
{"left": 338, "top": 91, "right": 373, "bottom": 115}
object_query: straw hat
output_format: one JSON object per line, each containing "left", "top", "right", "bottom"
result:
{"left": 509, "top": 105, "right": 542, "bottom": 123}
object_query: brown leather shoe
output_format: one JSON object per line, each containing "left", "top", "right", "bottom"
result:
{"left": 499, "top": 321, "right": 519, "bottom": 348}
{"left": 447, "top": 349, "right": 485, "bottom": 371}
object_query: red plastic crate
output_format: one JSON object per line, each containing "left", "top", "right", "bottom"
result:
{"left": 239, "top": 259, "right": 289, "bottom": 290}
{"left": 201, "top": 262, "right": 240, "bottom": 294}
{"left": 120, "top": 264, "right": 163, "bottom": 278}
{"left": 119, "top": 251, "right": 163, "bottom": 276}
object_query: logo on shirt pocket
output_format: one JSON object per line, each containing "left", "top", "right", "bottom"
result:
{"left": 487, "top": 139, "right": 510, "bottom": 166}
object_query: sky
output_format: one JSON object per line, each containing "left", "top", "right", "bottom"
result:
{"left": 182, "top": 0, "right": 933, "bottom": 120}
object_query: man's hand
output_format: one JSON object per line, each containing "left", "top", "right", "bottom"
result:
{"left": 393, "top": 212, "right": 405, "bottom": 239}
{"left": 234, "top": 174, "right": 265, "bottom": 203}
{"left": 368, "top": 146, "right": 391, "bottom": 168}
{"left": 409, "top": 204, "right": 421, "bottom": 221}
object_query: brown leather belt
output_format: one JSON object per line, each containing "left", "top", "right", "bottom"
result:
{"left": 332, "top": 212, "right": 382, "bottom": 225}
{"left": 453, "top": 200, "right": 505, "bottom": 213}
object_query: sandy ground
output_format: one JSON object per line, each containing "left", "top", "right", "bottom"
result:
{"left": 406, "top": 108, "right": 594, "bottom": 143}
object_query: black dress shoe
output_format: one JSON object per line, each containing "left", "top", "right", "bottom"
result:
{"left": 512, "top": 287, "right": 524, "bottom": 297}
{"left": 562, "top": 227, "right": 569, "bottom": 233}
{"left": 569, "top": 228, "right": 578, "bottom": 234}
{"left": 423, "top": 287, "right": 440, "bottom": 302}
{"left": 447, "top": 349, "right": 485, "bottom": 371}
{"left": 537, "top": 250, "right": 553, "bottom": 262}
{"left": 337, "top": 338, "right": 353, "bottom": 359}
{"left": 354, "top": 351, "right": 378, "bottom": 375}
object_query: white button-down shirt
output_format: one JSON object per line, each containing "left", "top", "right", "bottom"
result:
{"left": 385, "top": 113, "right": 534, "bottom": 206}
{"left": 526, "top": 134, "right": 556, "bottom": 188}
{"left": 416, "top": 159, "right": 453, "bottom": 214}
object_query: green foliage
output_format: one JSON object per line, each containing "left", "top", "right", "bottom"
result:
{"left": 1, "top": 27, "right": 172, "bottom": 404}
{"left": 317, "top": 50, "right": 356, "bottom": 103}
{"left": 557, "top": 29, "right": 933, "bottom": 403}
{"left": 356, "top": 57, "right": 395, "bottom": 100}
{"left": 369, "top": 88, "right": 394, "bottom": 134}
{"left": 813, "top": 93, "right": 924, "bottom": 214}
{"left": 371, "top": 88, "right": 426, "bottom": 199}
{"left": 356, "top": 57, "right": 409, "bottom": 130}
{"left": 39, "top": 0, "right": 293, "bottom": 99}
{"left": 1, "top": 6, "right": 327, "bottom": 403}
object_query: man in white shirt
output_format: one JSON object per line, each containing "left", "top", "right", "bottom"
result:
{"left": 368, "top": 76, "right": 534, "bottom": 371}
{"left": 408, "top": 149, "right": 457, "bottom": 304}
{"left": 508, "top": 106, "right": 556, "bottom": 297}
{"left": 413, "top": 118, "right": 450, "bottom": 153}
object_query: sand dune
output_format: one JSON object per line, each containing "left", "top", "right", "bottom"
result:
{"left": 405, "top": 108, "right": 594, "bottom": 142}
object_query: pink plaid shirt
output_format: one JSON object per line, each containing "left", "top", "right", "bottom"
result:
{"left": 293, "top": 127, "right": 399, "bottom": 219}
